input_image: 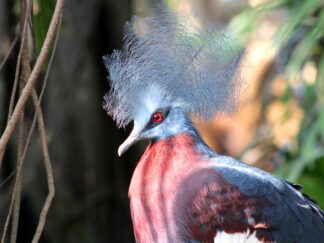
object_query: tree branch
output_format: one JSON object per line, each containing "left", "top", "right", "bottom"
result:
{"left": 0, "top": 0, "right": 65, "bottom": 167}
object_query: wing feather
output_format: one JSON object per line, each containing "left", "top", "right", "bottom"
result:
{"left": 182, "top": 155, "right": 324, "bottom": 242}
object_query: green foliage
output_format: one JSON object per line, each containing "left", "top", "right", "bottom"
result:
{"left": 297, "top": 158, "right": 324, "bottom": 208}
{"left": 285, "top": 8, "right": 324, "bottom": 78}
{"left": 33, "top": 0, "right": 56, "bottom": 53}
{"left": 233, "top": 0, "right": 324, "bottom": 205}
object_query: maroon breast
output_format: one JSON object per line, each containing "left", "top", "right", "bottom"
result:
{"left": 128, "top": 134, "right": 206, "bottom": 242}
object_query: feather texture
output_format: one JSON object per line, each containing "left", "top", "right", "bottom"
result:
{"left": 103, "top": 4, "right": 243, "bottom": 128}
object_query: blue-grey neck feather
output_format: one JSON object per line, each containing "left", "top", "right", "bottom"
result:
{"left": 144, "top": 107, "right": 217, "bottom": 158}
{"left": 103, "top": 4, "right": 243, "bottom": 128}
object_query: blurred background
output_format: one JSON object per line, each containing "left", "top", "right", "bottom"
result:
{"left": 0, "top": 0, "right": 323, "bottom": 242}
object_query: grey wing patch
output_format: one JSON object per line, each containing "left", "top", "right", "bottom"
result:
{"left": 212, "top": 156, "right": 283, "bottom": 197}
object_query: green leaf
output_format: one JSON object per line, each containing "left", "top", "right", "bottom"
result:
{"left": 274, "top": 0, "right": 322, "bottom": 47}
{"left": 286, "top": 9, "right": 324, "bottom": 78}
{"left": 33, "top": 0, "right": 56, "bottom": 54}
{"left": 231, "top": 0, "right": 293, "bottom": 41}
{"left": 297, "top": 172, "right": 324, "bottom": 208}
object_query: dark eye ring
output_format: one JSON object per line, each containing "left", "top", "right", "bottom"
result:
{"left": 152, "top": 112, "right": 164, "bottom": 123}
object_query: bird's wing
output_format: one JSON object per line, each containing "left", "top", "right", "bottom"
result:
{"left": 180, "top": 155, "right": 324, "bottom": 243}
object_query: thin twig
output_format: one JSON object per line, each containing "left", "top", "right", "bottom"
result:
{"left": 10, "top": 155, "right": 22, "bottom": 243}
{"left": 1, "top": 188, "right": 13, "bottom": 243}
{"left": 0, "top": 170, "right": 16, "bottom": 189}
{"left": 1, "top": 119, "right": 27, "bottom": 243}
{"left": 0, "top": 0, "right": 65, "bottom": 167}
{"left": 30, "top": 92, "right": 55, "bottom": 243}
{"left": 7, "top": 13, "right": 59, "bottom": 242}
{"left": 10, "top": 0, "right": 32, "bottom": 241}
{"left": 1, "top": 1, "right": 63, "bottom": 241}
{"left": 0, "top": 37, "right": 18, "bottom": 72}
{"left": 29, "top": 2, "right": 37, "bottom": 62}
{"left": 30, "top": 15, "right": 61, "bottom": 242}
{"left": 1, "top": 90, "right": 37, "bottom": 243}
{"left": 7, "top": 0, "right": 32, "bottom": 122}
{"left": 1, "top": 15, "right": 59, "bottom": 242}
{"left": 1, "top": 1, "right": 32, "bottom": 241}
{"left": 1, "top": 83, "right": 47, "bottom": 243}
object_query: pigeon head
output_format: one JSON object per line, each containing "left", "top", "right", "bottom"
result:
{"left": 103, "top": 5, "right": 243, "bottom": 156}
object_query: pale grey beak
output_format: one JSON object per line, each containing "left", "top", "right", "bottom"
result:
{"left": 118, "top": 126, "right": 142, "bottom": 156}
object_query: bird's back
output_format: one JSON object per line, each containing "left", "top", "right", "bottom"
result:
{"left": 128, "top": 133, "right": 324, "bottom": 243}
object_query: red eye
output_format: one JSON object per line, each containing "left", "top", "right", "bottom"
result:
{"left": 152, "top": 112, "right": 164, "bottom": 123}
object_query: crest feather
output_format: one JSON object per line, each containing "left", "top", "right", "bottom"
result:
{"left": 104, "top": 4, "right": 243, "bottom": 128}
